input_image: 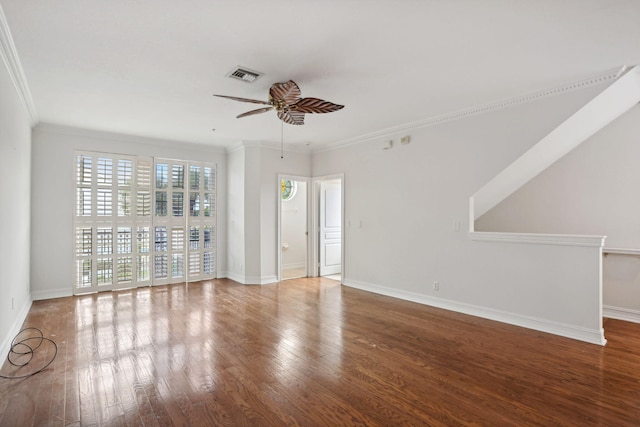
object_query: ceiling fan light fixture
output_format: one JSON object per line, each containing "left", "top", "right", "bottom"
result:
{"left": 227, "top": 66, "right": 262, "bottom": 83}
{"left": 214, "top": 79, "right": 344, "bottom": 125}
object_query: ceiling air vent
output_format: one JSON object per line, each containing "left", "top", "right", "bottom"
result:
{"left": 227, "top": 67, "right": 262, "bottom": 83}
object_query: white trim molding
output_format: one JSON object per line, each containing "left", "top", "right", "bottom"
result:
{"left": 35, "top": 123, "right": 228, "bottom": 153}
{"left": 603, "top": 247, "right": 640, "bottom": 256}
{"left": 32, "top": 288, "right": 73, "bottom": 301}
{"left": 471, "top": 65, "right": 640, "bottom": 220}
{"left": 282, "top": 262, "right": 306, "bottom": 270}
{"left": 603, "top": 306, "right": 640, "bottom": 324}
{"left": 469, "top": 231, "right": 606, "bottom": 248}
{"left": 344, "top": 279, "right": 607, "bottom": 346}
{"left": 227, "top": 140, "right": 313, "bottom": 155}
{"left": 0, "top": 296, "right": 32, "bottom": 359}
{"left": 317, "top": 66, "right": 625, "bottom": 153}
{"left": 0, "top": 4, "right": 37, "bottom": 124}
{"left": 221, "top": 271, "right": 278, "bottom": 285}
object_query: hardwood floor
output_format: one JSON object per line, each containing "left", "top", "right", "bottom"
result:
{"left": 1, "top": 278, "right": 639, "bottom": 426}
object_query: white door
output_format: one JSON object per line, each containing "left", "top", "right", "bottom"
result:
{"left": 319, "top": 180, "right": 342, "bottom": 276}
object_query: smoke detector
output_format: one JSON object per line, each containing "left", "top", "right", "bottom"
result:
{"left": 227, "top": 66, "right": 262, "bottom": 83}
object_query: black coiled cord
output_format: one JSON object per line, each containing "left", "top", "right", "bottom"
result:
{"left": 0, "top": 327, "right": 58, "bottom": 379}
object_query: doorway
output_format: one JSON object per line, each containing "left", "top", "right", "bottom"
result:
{"left": 279, "top": 177, "right": 309, "bottom": 280}
{"left": 313, "top": 176, "right": 343, "bottom": 282}
{"left": 278, "top": 174, "right": 344, "bottom": 283}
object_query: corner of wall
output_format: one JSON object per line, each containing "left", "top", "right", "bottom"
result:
{"left": 0, "top": 296, "right": 32, "bottom": 359}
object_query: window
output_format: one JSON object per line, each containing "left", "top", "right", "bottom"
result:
{"left": 182, "top": 163, "right": 216, "bottom": 282}
{"left": 74, "top": 152, "right": 216, "bottom": 293}
{"left": 171, "top": 228, "right": 185, "bottom": 278}
{"left": 281, "top": 179, "right": 297, "bottom": 201}
{"left": 73, "top": 153, "right": 153, "bottom": 293}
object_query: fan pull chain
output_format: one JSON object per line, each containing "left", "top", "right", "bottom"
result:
{"left": 281, "top": 121, "right": 284, "bottom": 159}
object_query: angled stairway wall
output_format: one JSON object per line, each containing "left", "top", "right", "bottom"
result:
{"left": 471, "top": 66, "right": 640, "bottom": 221}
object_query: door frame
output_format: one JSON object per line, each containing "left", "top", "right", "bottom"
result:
{"left": 277, "top": 174, "right": 312, "bottom": 282}
{"left": 311, "top": 174, "right": 345, "bottom": 280}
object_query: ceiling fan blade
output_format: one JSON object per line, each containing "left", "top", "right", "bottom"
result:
{"left": 236, "top": 106, "right": 274, "bottom": 119}
{"left": 213, "top": 94, "right": 271, "bottom": 105}
{"left": 269, "top": 80, "right": 302, "bottom": 105}
{"left": 277, "top": 110, "right": 305, "bottom": 125}
{"left": 291, "top": 97, "right": 344, "bottom": 114}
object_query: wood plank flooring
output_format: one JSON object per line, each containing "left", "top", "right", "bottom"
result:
{"left": 1, "top": 278, "right": 639, "bottom": 426}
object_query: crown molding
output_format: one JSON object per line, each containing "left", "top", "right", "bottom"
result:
{"left": 0, "top": 4, "right": 37, "bottom": 125}
{"left": 225, "top": 141, "right": 247, "bottom": 154}
{"left": 34, "top": 122, "right": 228, "bottom": 154}
{"left": 257, "top": 142, "right": 312, "bottom": 154}
{"left": 225, "top": 140, "right": 313, "bottom": 155}
{"left": 315, "top": 66, "right": 627, "bottom": 154}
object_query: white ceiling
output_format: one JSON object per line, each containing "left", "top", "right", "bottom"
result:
{"left": 2, "top": 0, "right": 639, "bottom": 149}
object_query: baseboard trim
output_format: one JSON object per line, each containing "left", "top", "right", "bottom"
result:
{"left": 282, "top": 262, "right": 306, "bottom": 270}
{"left": 1, "top": 296, "right": 33, "bottom": 360}
{"left": 247, "top": 275, "right": 278, "bottom": 285}
{"left": 32, "top": 288, "right": 73, "bottom": 301}
{"left": 220, "top": 272, "right": 278, "bottom": 285}
{"left": 604, "top": 305, "right": 640, "bottom": 324}
{"left": 344, "top": 279, "right": 606, "bottom": 346}
{"left": 221, "top": 271, "right": 248, "bottom": 284}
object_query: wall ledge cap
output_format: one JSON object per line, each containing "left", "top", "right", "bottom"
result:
{"left": 469, "top": 231, "right": 606, "bottom": 247}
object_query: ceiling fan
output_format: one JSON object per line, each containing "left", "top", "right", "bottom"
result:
{"left": 214, "top": 80, "right": 344, "bottom": 125}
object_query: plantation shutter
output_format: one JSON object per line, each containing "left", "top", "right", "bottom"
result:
{"left": 74, "top": 151, "right": 216, "bottom": 294}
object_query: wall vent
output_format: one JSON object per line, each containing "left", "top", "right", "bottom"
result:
{"left": 227, "top": 67, "right": 262, "bottom": 83}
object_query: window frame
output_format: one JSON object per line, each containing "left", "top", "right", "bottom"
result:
{"left": 73, "top": 151, "right": 217, "bottom": 294}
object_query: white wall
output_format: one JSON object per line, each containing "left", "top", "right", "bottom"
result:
{"left": 312, "top": 84, "right": 609, "bottom": 343}
{"left": 225, "top": 143, "right": 311, "bottom": 284}
{"left": 30, "top": 124, "right": 227, "bottom": 299}
{"left": 603, "top": 254, "right": 640, "bottom": 322}
{"left": 472, "top": 67, "right": 640, "bottom": 220}
{"left": 475, "top": 105, "right": 640, "bottom": 245}
{"left": 282, "top": 181, "right": 307, "bottom": 269}
{"left": 0, "top": 57, "right": 32, "bottom": 355}
{"left": 259, "top": 147, "right": 311, "bottom": 281}
{"left": 476, "top": 104, "right": 640, "bottom": 320}
{"left": 226, "top": 145, "right": 245, "bottom": 281}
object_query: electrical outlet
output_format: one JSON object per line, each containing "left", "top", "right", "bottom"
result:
{"left": 433, "top": 281, "right": 439, "bottom": 291}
